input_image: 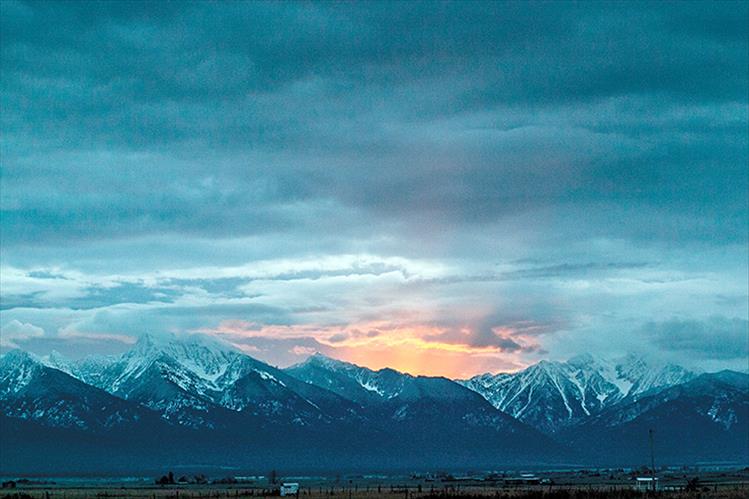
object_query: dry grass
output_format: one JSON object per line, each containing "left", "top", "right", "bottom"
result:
{"left": 3, "top": 485, "right": 749, "bottom": 499}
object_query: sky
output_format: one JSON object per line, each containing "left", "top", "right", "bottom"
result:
{"left": 0, "top": 0, "right": 747, "bottom": 378}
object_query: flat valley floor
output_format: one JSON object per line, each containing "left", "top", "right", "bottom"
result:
{"left": 1, "top": 469, "right": 748, "bottom": 499}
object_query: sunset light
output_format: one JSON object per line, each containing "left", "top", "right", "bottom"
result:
{"left": 1, "top": 0, "right": 747, "bottom": 484}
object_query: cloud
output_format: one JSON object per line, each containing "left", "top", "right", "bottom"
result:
{"left": 65, "top": 282, "right": 181, "bottom": 309}
{"left": 199, "top": 315, "right": 545, "bottom": 376}
{"left": 26, "top": 270, "right": 70, "bottom": 280}
{"left": 328, "top": 332, "right": 349, "bottom": 343}
{"left": 645, "top": 316, "right": 749, "bottom": 360}
{"left": 0, "top": 319, "right": 45, "bottom": 348}
{"left": 291, "top": 346, "right": 317, "bottom": 357}
{"left": 0, "top": 2, "right": 746, "bottom": 375}
{"left": 421, "top": 320, "right": 548, "bottom": 353}
{"left": 1, "top": 2, "right": 746, "bottom": 245}
{"left": 9, "top": 331, "right": 136, "bottom": 359}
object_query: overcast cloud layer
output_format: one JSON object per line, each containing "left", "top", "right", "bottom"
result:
{"left": 1, "top": 0, "right": 747, "bottom": 377}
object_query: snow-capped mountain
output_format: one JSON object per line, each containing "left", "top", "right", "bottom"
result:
{"left": 286, "top": 352, "right": 501, "bottom": 407}
{"left": 284, "top": 352, "right": 566, "bottom": 463}
{"left": 285, "top": 352, "right": 422, "bottom": 404}
{"left": 81, "top": 333, "right": 253, "bottom": 395}
{"left": 558, "top": 370, "right": 749, "bottom": 463}
{"left": 0, "top": 337, "right": 565, "bottom": 471}
{"left": 0, "top": 350, "right": 158, "bottom": 431}
{"left": 52, "top": 334, "right": 249, "bottom": 428}
{"left": 608, "top": 353, "right": 696, "bottom": 398}
{"left": 41, "top": 350, "right": 76, "bottom": 374}
{"left": 50, "top": 333, "right": 360, "bottom": 428}
{"left": 2, "top": 339, "right": 745, "bottom": 471}
{"left": 459, "top": 353, "right": 696, "bottom": 434}
{"left": 572, "top": 370, "right": 749, "bottom": 431}
{"left": 285, "top": 353, "right": 545, "bottom": 435}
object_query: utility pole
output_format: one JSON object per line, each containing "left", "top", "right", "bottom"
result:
{"left": 649, "top": 428, "right": 656, "bottom": 492}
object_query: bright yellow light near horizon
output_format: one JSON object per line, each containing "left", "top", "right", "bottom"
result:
{"left": 206, "top": 320, "right": 533, "bottom": 378}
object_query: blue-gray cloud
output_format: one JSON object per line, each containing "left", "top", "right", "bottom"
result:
{"left": 0, "top": 1, "right": 747, "bottom": 372}
{"left": 2, "top": 1, "right": 746, "bottom": 245}
{"left": 645, "top": 317, "right": 749, "bottom": 360}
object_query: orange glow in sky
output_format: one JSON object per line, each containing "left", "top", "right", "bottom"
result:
{"left": 203, "top": 320, "right": 534, "bottom": 378}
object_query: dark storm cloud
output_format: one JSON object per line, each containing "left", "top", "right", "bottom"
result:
{"left": 1, "top": 0, "right": 747, "bottom": 244}
{"left": 1, "top": 1, "right": 747, "bottom": 372}
{"left": 645, "top": 317, "right": 749, "bottom": 360}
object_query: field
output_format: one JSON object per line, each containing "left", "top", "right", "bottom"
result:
{"left": 1, "top": 469, "right": 748, "bottom": 499}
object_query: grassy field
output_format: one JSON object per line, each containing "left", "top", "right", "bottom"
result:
{"left": 2, "top": 487, "right": 749, "bottom": 499}
{"left": 2, "top": 469, "right": 747, "bottom": 499}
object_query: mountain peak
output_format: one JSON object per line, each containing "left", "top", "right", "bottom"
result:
{"left": 567, "top": 352, "right": 598, "bottom": 366}
{"left": 458, "top": 352, "right": 702, "bottom": 434}
{"left": 41, "top": 350, "right": 73, "bottom": 374}
{"left": 131, "top": 332, "right": 239, "bottom": 355}
{"left": 131, "top": 332, "right": 160, "bottom": 353}
{"left": 298, "top": 353, "right": 411, "bottom": 380}
{"left": 1, "top": 348, "right": 39, "bottom": 365}
{"left": 530, "top": 359, "right": 565, "bottom": 375}
{"left": 0, "top": 349, "right": 45, "bottom": 395}
{"left": 300, "top": 351, "right": 352, "bottom": 369}
{"left": 708, "top": 370, "right": 749, "bottom": 388}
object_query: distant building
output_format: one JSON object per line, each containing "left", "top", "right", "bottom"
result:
{"left": 635, "top": 477, "right": 659, "bottom": 491}
{"left": 280, "top": 483, "right": 300, "bottom": 496}
{"left": 505, "top": 474, "right": 541, "bottom": 485}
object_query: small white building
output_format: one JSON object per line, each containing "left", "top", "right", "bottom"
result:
{"left": 505, "top": 474, "right": 541, "bottom": 485}
{"left": 635, "top": 477, "right": 659, "bottom": 491}
{"left": 280, "top": 483, "right": 300, "bottom": 496}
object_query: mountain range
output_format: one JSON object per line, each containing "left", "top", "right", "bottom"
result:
{"left": 457, "top": 353, "right": 696, "bottom": 434}
{"left": 1, "top": 333, "right": 746, "bottom": 473}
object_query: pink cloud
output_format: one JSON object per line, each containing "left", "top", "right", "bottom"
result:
{"left": 197, "top": 319, "right": 536, "bottom": 377}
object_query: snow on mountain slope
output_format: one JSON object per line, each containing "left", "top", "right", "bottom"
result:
{"left": 558, "top": 370, "right": 749, "bottom": 463}
{"left": 282, "top": 353, "right": 572, "bottom": 466}
{"left": 66, "top": 354, "right": 119, "bottom": 387}
{"left": 41, "top": 350, "right": 74, "bottom": 375}
{"left": 3, "top": 343, "right": 742, "bottom": 466}
{"left": 52, "top": 334, "right": 360, "bottom": 428}
{"left": 575, "top": 370, "right": 748, "bottom": 430}
{"left": 459, "top": 354, "right": 696, "bottom": 434}
{"left": 0, "top": 350, "right": 45, "bottom": 397}
{"left": 284, "top": 353, "right": 531, "bottom": 432}
{"left": 219, "top": 365, "right": 362, "bottom": 425}
{"left": 285, "top": 352, "right": 470, "bottom": 404}
{"left": 43, "top": 334, "right": 243, "bottom": 428}
{"left": 0, "top": 350, "right": 159, "bottom": 431}
{"left": 93, "top": 333, "right": 254, "bottom": 395}
{"left": 609, "top": 353, "right": 696, "bottom": 398}
{"left": 460, "top": 360, "right": 619, "bottom": 434}
{"left": 3, "top": 339, "right": 709, "bottom": 440}
{"left": 285, "top": 353, "right": 411, "bottom": 404}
